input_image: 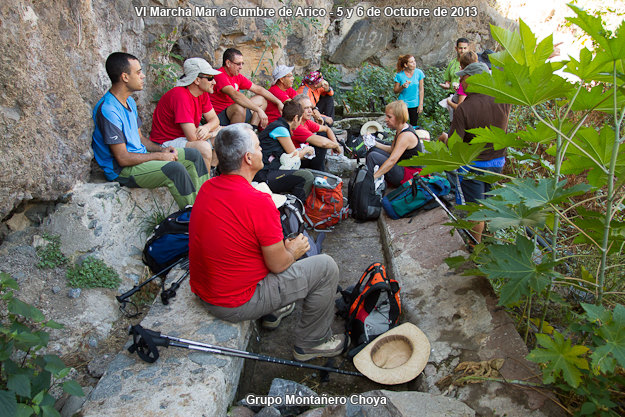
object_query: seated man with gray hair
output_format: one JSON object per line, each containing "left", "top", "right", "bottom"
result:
{"left": 189, "top": 124, "right": 346, "bottom": 361}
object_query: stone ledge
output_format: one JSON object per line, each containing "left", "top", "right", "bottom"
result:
{"left": 379, "top": 208, "right": 564, "bottom": 416}
{"left": 80, "top": 274, "right": 251, "bottom": 416}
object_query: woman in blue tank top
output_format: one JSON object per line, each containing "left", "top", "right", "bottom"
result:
{"left": 393, "top": 55, "right": 425, "bottom": 127}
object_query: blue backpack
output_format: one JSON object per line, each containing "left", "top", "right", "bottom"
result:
{"left": 142, "top": 206, "right": 191, "bottom": 274}
{"left": 382, "top": 175, "right": 450, "bottom": 219}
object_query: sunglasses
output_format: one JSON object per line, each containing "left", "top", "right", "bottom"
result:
{"left": 198, "top": 75, "right": 214, "bottom": 81}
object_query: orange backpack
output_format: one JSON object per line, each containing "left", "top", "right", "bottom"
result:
{"left": 337, "top": 262, "right": 402, "bottom": 355}
{"left": 304, "top": 170, "right": 349, "bottom": 230}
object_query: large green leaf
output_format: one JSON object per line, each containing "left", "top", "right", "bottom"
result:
{"left": 8, "top": 298, "right": 45, "bottom": 322}
{"left": 489, "top": 20, "right": 555, "bottom": 69}
{"left": 527, "top": 331, "right": 589, "bottom": 387}
{"left": 567, "top": 5, "right": 625, "bottom": 61}
{"left": 466, "top": 126, "right": 524, "bottom": 150}
{"left": 41, "top": 404, "right": 61, "bottom": 417}
{"left": 7, "top": 374, "right": 31, "bottom": 398}
{"left": 468, "top": 198, "right": 547, "bottom": 230}
{"left": 478, "top": 235, "right": 555, "bottom": 305}
{"left": 399, "top": 133, "right": 485, "bottom": 174}
{"left": 467, "top": 61, "right": 574, "bottom": 106}
{"left": 563, "top": 47, "right": 615, "bottom": 83}
{"left": 569, "top": 84, "right": 625, "bottom": 113}
{"left": 586, "top": 304, "right": 625, "bottom": 374}
{"left": 0, "top": 390, "right": 17, "bottom": 417}
{"left": 517, "top": 122, "right": 559, "bottom": 145}
{"left": 560, "top": 126, "right": 625, "bottom": 187}
{"left": 42, "top": 355, "right": 67, "bottom": 375}
{"left": 571, "top": 208, "right": 625, "bottom": 253}
{"left": 0, "top": 272, "right": 19, "bottom": 290}
{"left": 487, "top": 178, "right": 592, "bottom": 208}
{"left": 62, "top": 381, "right": 85, "bottom": 397}
{"left": 15, "top": 404, "right": 34, "bottom": 417}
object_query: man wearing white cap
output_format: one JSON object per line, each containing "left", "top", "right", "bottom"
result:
{"left": 265, "top": 65, "right": 298, "bottom": 125}
{"left": 210, "top": 48, "right": 283, "bottom": 129}
{"left": 150, "top": 57, "right": 221, "bottom": 170}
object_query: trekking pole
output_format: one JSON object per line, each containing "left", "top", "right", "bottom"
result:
{"left": 415, "top": 176, "right": 479, "bottom": 245}
{"left": 160, "top": 269, "right": 190, "bottom": 305}
{"left": 128, "top": 325, "right": 363, "bottom": 377}
{"left": 117, "top": 257, "right": 189, "bottom": 317}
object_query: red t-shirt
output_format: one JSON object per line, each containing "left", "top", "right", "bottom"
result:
{"left": 265, "top": 85, "right": 297, "bottom": 124}
{"left": 149, "top": 87, "right": 213, "bottom": 144}
{"left": 292, "top": 120, "right": 320, "bottom": 147}
{"left": 209, "top": 67, "right": 253, "bottom": 114}
{"left": 189, "top": 175, "right": 283, "bottom": 307}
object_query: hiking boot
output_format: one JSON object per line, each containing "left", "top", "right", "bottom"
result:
{"left": 293, "top": 333, "right": 347, "bottom": 362}
{"left": 261, "top": 302, "right": 295, "bottom": 329}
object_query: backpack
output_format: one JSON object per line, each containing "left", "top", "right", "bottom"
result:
{"left": 279, "top": 194, "right": 324, "bottom": 257}
{"left": 279, "top": 194, "right": 306, "bottom": 239}
{"left": 336, "top": 262, "right": 401, "bottom": 356}
{"left": 304, "top": 170, "right": 349, "bottom": 231}
{"left": 344, "top": 132, "right": 367, "bottom": 160}
{"left": 348, "top": 164, "right": 386, "bottom": 221}
{"left": 142, "top": 206, "right": 191, "bottom": 275}
{"left": 382, "top": 174, "right": 450, "bottom": 219}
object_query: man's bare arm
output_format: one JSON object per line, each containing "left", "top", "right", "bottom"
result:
{"left": 249, "top": 83, "right": 283, "bottom": 109}
{"left": 261, "top": 234, "right": 309, "bottom": 273}
{"left": 110, "top": 143, "right": 177, "bottom": 167}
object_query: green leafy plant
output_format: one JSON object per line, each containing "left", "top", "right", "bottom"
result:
{"left": 401, "top": 5, "right": 625, "bottom": 415}
{"left": 66, "top": 257, "right": 120, "bottom": 289}
{"left": 0, "top": 272, "right": 84, "bottom": 417}
{"left": 320, "top": 61, "right": 344, "bottom": 104}
{"left": 137, "top": 197, "right": 174, "bottom": 238}
{"left": 344, "top": 63, "right": 395, "bottom": 113}
{"left": 36, "top": 234, "right": 67, "bottom": 270}
{"left": 420, "top": 66, "right": 451, "bottom": 132}
{"left": 150, "top": 28, "right": 183, "bottom": 101}
{"left": 527, "top": 303, "right": 625, "bottom": 415}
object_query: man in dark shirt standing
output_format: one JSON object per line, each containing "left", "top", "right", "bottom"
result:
{"left": 438, "top": 62, "right": 512, "bottom": 243}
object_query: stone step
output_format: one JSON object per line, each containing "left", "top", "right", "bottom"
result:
{"left": 79, "top": 274, "right": 251, "bottom": 416}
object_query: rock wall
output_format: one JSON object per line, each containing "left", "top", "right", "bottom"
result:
{"left": 0, "top": 0, "right": 333, "bottom": 225}
{"left": 0, "top": 0, "right": 516, "bottom": 225}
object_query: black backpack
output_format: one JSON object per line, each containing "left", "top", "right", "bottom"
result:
{"left": 348, "top": 165, "right": 386, "bottom": 221}
{"left": 142, "top": 206, "right": 191, "bottom": 275}
{"left": 278, "top": 194, "right": 324, "bottom": 258}
{"left": 336, "top": 262, "right": 402, "bottom": 357}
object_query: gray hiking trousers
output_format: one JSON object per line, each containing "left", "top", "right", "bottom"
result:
{"left": 202, "top": 254, "right": 339, "bottom": 349}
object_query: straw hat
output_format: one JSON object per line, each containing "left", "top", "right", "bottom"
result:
{"left": 252, "top": 182, "right": 287, "bottom": 208}
{"left": 360, "top": 121, "right": 384, "bottom": 136}
{"left": 353, "top": 322, "right": 430, "bottom": 385}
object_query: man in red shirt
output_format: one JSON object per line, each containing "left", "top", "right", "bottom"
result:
{"left": 210, "top": 48, "right": 283, "bottom": 129}
{"left": 189, "top": 124, "right": 346, "bottom": 361}
{"left": 149, "top": 58, "right": 221, "bottom": 170}
{"left": 290, "top": 95, "right": 342, "bottom": 171}
{"left": 265, "top": 65, "right": 298, "bottom": 124}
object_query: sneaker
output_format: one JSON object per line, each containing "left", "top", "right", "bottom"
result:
{"left": 293, "top": 333, "right": 347, "bottom": 362}
{"left": 261, "top": 303, "right": 295, "bottom": 329}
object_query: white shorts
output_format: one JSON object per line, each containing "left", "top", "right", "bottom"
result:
{"left": 161, "top": 137, "right": 188, "bottom": 148}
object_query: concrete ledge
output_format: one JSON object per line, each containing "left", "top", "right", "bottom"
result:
{"left": 380, "top": 208, "right": 563, "bottom": 416}
{"left": 80, "top": 273, "right": 252, "bottom": 416}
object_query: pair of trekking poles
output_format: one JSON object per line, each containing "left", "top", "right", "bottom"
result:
{"left": 116, "top": 257, "right": 189, "bottom": 317}
{"left": 127, "top": 324, "right": 363, "bottom": 377}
